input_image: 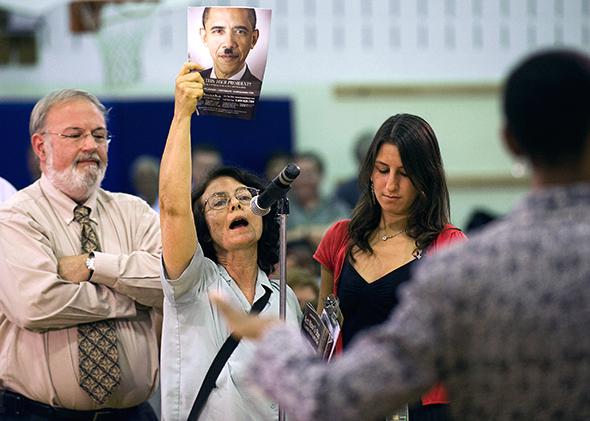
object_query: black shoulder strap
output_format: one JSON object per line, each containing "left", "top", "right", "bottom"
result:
{"left": 187, "top": 284, "right": 273, "bottom": 421}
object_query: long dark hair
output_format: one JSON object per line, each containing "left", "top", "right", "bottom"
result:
{"left": 192, "top": 166, "right": 279, "bottom": 275}
{"left": 348, "top": 114, "right": 450, "bottom": 258}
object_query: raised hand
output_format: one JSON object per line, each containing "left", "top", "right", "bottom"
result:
{"left": 210, "top": 291, "right": 279, "bottom": 340}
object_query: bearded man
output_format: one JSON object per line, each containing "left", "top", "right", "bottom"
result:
{"left": 0, "top": 89, "right": 163, "bottom": 420}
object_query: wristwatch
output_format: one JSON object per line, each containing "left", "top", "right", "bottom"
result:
{"left": 85, "top": 251, "right": 95, "bottom": 279}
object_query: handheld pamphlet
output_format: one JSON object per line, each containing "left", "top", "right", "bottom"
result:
{"left": 301, "top": 294, "right": 343, "bottom": 360}
{"left": 386, "top": 407, "right": 409, "bottom": 421}
{"left": 187, "top": 6, "right": 271, "bottom": 120}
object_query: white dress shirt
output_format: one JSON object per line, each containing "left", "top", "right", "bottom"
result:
{"left": 160, "top": 247, "right": 302, "bottom": 421}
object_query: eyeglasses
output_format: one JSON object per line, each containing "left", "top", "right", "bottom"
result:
{"left": 203, "top": 186, "right": 259, "bottom": 211}
{"left": 42, "top": 129, "right": 112, "bottom": 145}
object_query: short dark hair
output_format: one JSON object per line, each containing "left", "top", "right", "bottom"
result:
{"left": 202, "top": 7, "right": 257, "bottom": 30}
{"left": 349, "top": 114, "right": 450, "bottom": 257}
{"left": 503, "top": 49, "right": 590, "bottom": 167}
{"left": 192, "top": 166, "right": 278, "bottom": 275}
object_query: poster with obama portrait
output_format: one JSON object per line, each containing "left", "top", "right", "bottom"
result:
{"left": 188, "top": 6, "right": 271, "bottom": 120}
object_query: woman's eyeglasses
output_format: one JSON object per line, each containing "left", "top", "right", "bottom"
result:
{"left": 203, "top": 187, "right": 260, "bottom": 211}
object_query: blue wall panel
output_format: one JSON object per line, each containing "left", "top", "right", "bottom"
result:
{"left": 0, "top": 98, "right": 293, "bottom": 192}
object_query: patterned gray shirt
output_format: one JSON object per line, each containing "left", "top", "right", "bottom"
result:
{"left": 248, "top": 183, "right": 590, "bottom": 420}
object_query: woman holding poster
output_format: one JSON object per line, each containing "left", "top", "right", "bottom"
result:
{"left": 158, "top": 62, "right": 301, "bottom": 421}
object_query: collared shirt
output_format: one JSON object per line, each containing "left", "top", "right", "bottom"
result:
{"left": 248, "top": 182, "right": 590, "bottom": 420}
{"left": 160, "top": 247, "right": 302, "bottom": 421}
{"left": 0, "top": 175, "right": 163, "bottom": 410}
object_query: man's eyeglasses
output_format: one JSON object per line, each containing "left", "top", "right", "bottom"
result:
{"left": 203, "top": 187, "right": 259, "bottom": 211}
{"left": 42, "top": 129, "right": 112, "bottom": 145}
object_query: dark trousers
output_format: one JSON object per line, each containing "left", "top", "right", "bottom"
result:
{"left": 0, "top": 390, "right": 158, "bottom": 421}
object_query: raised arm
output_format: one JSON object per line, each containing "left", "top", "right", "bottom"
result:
{"left": 159, "top": 62, "right": 204, "bottom": 280}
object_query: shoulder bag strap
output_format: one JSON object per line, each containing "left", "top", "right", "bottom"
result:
{"left": 187, "top": 284, "right": 272, "bottom": 421}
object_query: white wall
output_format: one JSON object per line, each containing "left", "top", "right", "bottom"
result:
{"left": 1, "top": 0, "right": 587, "bottom": 226}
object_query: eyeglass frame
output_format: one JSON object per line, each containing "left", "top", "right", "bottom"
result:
{"left": 202, "top": 186, "right": 260, "bottom": 212}
{"left": 41, "top": 129, "right": 112, "bottom": 145}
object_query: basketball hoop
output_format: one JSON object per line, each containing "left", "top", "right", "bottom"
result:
{"left": 97, "top": 2, "right": 158, "bottom": 88}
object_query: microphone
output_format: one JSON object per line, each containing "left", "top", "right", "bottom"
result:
{"left": 250, "top": 163, "right": 301, "bottom": 216}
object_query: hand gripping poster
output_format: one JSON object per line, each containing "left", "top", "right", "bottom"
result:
{"left": 188, "top": 6, "right": 271, "bottom": 120}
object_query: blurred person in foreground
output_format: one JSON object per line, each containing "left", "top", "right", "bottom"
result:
{"left": 0, "top": 89, "right": 162, "bottom": 420}
{"left": 158, "top": 62, "right": 301, "bottom": 421}
{"left": 212, "top": 48, "right": 590, "bottom": 420}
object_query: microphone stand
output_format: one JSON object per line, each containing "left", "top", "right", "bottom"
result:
{"left": 276, "top": 196, "right": 289, "bottom": 421}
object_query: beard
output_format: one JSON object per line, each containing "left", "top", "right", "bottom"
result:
{"left": 45, "top": 140, "right": 107, "bottom": 202}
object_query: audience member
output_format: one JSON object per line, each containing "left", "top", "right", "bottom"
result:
{"left": 212, "top": 48, "right": 590, "bottom": 420}
{"left": 129, "top": 153, "right": 164, "bottom": 418}
{"left": 130, "top": 154, "right": 160, "bottom": 212}
{"left": 0, "top": 89, "right": 163, "bottom": 419}
{"left": 263, "top": 150, "right": 291, "bottom": 183}
{"left": 191, "top": 143, "right": 222, "bottom": 189}
{"left": 286, "top": 238, "right": 318, "bottom": 273}
{"left": 268, "top": 237, "right": 319, "bottom": 282}
{"left": 288, "top": 151, "right": 349, "bottom": 247}
{"left": 287, "top": 267, "right": 320, "bottom": 310}
{"left": 334, "top": 131, "right": 373, "bottom": 209}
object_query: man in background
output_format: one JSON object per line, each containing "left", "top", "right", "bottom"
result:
{"left": 191, "top": 143, "right": 222, "bottom": 190}
{"left": 335, "top": 131, "right": 373, "bottom": 210}
{"left": 130, "top": 154, "right": 160, "bottom": 212}
{"left": 288, "top": 152, "right": 349, "bottom": 247}
{"left": 0, "top": 89, "right": 162, "bottom": 420}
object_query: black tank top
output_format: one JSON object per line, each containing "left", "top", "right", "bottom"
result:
{"left": 338, "top": 258, "right": 418, "bottom": 348}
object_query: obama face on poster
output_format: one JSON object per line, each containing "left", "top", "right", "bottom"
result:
{"left": 200, "top": 7, "right": 261, "bottom": 82}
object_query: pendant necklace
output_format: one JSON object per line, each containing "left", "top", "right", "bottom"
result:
{"left": 380, "top": 229, "right": 405, "bottom": 241}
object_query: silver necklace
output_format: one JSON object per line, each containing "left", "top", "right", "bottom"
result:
{"left": 380, "top": 229, "right": 405, "bottom": 241}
